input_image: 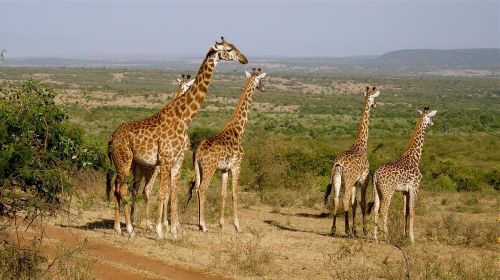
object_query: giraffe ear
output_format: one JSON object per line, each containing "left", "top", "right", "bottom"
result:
{"left": 176, "top": 78, "right": 182, "bottom": 84}
{"left": 186, "top": 79, "right": 195, "bottom": 87}
{"left": 428, "top": 110, "right": 437, "bottom": 117}
{"left": 418, "top": 110, "right": 423, "bottom": 115}
{"left": 245, "top": 70, "right": 251, "bottom": 78}
{"left": 257, "top": 73, "right": 267, "bottom": 79}
{"left": 372, "top": 91, "right": 380, "bottom": 98}
{"left": 363, "top": 91, "right": 367, "bottom": 97}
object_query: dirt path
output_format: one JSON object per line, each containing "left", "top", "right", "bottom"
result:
{"left": 15, "top": 222, "right": 228, "bottom": 280}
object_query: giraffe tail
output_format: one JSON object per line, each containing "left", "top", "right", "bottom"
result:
{"left": 106, "top": 140, "right": 114, "bottom": 202}
{"left": 324, "top": 164, "right": 341, "bottom": 205}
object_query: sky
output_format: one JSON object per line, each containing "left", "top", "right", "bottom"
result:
{"left": 1, "top": 0, "right": 499, "bottom": 58}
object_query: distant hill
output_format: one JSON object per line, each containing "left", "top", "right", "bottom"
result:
{"left": 376, "top": 49, "right": 500, "bottom": 66}
{"left": 2, "top": 49, "right": 499, "bottom": 76}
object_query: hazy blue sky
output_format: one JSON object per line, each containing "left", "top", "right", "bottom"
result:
{"left": 1, "top": 1, "right": 499, "bottom": 58}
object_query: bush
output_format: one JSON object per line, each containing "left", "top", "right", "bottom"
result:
{"left": 456, "top": 177, "right": 480, "bottom": 192}
{"left": 0, "top": 80, "right": 103, "bottom": 218}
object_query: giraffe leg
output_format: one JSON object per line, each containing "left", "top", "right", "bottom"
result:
{"left": 156, "top": 163, "right": 171, "bottom": 239}
{"left": 169, "top": 154, "right": 184, "bottom": 239}
{"left": 343, "top": 179, "right": 356, "bottom": 236}
{"left": 380, "top": 191, "right": 393, "bottom": 241}
{"left": 360, "top": 173, "right": 369, "bottom": 235}
{"left": 143, "top": 167, "right": 158, "bottom": 231}
{"left": 219, "top": 171, "right": 229, "bottom": 230}
{"left": 351, "top": 186, "right": 358, "bottom": 236}
{"left": 330, "top": 169, "right": 341, "bottom": 236}
{"left": 117, "top": 176, "right": 135, "bottom": 238}
{"left": 113, "top": 175, "right": 123, "bottom": 235}
{"left": 403, "top": 191, "right": 410, "bottom": 237}
{"left": 231, "top": 164, "right": 242, "bottom": 233}
{"left": 130, "top": 164, "right": 143, "bottom": 224}
{"left": 408, "top": 190, "right": 418, "bottom": 244}
{"left": 197, "top": 166, "right": 215, "bottom": 232}
{"left": 372, "top": 182, "right": 381, "bottom": 243}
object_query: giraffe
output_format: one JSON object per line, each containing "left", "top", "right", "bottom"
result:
{"left": 186, "top": 68, "right": 267, "bottom": 233}
{"left": 368, "top": 107, "right": 437, "bottom": 244}
{"left": 324, "top": 86, "right": 380, "bottom": 236}
{"left": 118, "top": 74, "right": 195, "bottom": 230}
{"left": 107, "top": 37, "right": 248, "bottom": 239}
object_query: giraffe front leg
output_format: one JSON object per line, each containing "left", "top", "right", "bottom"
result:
{"left": 408, "top": 190, "right": 418, "bottom": 244}
{"left": 231, "top": 165, "right": 241, "bottom": 233}
{"left": 169, "top": 155, "right": 184, "bottom": 239}
{"left": 219, "top": 171, "right": 229, "bottom": 230}
{"left": 156, "top": 164, "right": 171, "bottom": 239}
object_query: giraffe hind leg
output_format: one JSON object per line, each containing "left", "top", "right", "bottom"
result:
{"left": 330, "top": 165, "right": 342, "bottom": 236}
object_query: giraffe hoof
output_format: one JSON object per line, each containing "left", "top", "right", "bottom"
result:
{"left": 199, "top": 225, "right": 208, "bottom": 232}
{"left": 114, "top": 224, "right": 122, "bottom": 235}
{"left": 156, "top": 224, "right": 165, "bottom": 240}
{"left": 330, "top": 229, "right": 337, "bottom": 237}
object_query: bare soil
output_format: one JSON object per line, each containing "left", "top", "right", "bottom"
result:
{"left": 23, "top": 187, "right": 496, "bottom": 280}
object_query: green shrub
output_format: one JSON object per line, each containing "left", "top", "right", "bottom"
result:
{"left": 0, "top": 80, "right": 103, "bottom": 218}
{"left": 456, "top": 177, "right": 480, "bottom": 192}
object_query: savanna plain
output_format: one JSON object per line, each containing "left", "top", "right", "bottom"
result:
{"left": 0, "top": 66, "right": 498, "bottom": 279}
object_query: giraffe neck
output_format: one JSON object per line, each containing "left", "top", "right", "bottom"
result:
{"left": 159, "top": 50, "right": 217, "bottom": 126}
{"left": 402, "top": 118, "right": 427, "bottom": 166}
{"left": 223, "top": 78, "right": 255, "bottom": 140}
{"left": 352, "top": 98, "right": 371, "bottom": 151}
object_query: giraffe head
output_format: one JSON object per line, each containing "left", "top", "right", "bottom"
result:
{"left": 245, "top": 68, "right": 267, "bottom": 92}
{"left": 363, "top": 86, "right": 380, "bottom": 108}
{"left": 211, "top": 36, "right": 248, "bottom": 64}
{"left": 418, "top": 107, "right": 438, "bottom": 126}
{"left": 175, "top": 74, "right": 195, "bottom": 97}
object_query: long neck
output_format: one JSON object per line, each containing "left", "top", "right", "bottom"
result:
{"left": 223, "top": 78, "right": 255, "bottom": 138}
{"left": 352, "top": 98, "right": 371, "bottom": 151}
{"left": 160, "top": 50, "right": 217, "bottom": 125}
{"left": 402, "top": 118, "right": 427, "bottom": 166}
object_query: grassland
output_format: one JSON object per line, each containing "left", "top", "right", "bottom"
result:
{"left": 0, "top": 66, "right": 498, "bottom": 279}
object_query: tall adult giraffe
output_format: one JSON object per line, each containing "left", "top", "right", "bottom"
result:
{"left": 108, "top": 37, "right": 248, "bottom": 239}
{"left": 324, "top": 86, "right": 380, "bottom": 236}
{"left": 108, "top": 74, "right": 195, "bottom": 230}
{"left": 186, "top": 68, "right": 267, "bottom": 233}
{"left": 368, "top": 108, "right": 437, "bottom": 244}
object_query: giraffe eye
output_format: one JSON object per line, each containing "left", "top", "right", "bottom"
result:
{"left": 227, "top": 49, "right": 233, "bottom": 52}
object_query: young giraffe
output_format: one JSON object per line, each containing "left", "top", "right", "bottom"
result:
{"left": 187, "top": 68, "right": 267, "bottom": 233}
{"left": 324, "top": 86, "right": 380, "bottom": 236}
{"left": 369, "top": 107, "right": 437, "bottom": 244}
{"left": 124, "top": 74, "right": 195, "bottom": 230}
{"left": 108, "top": 37, "right": 248, "bottom": 239}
